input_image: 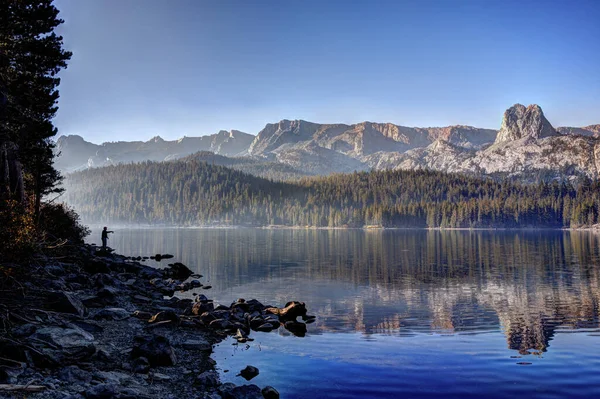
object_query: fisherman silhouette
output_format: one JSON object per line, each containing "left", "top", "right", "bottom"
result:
{"left": 101, "top": 227, "right": 114, "bottom": 250}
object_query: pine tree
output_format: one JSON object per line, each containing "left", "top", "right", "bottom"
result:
{"left": 0, "top": 0, "right": 72, "bottom": 217}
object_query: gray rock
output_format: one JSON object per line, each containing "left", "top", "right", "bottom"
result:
{"left": 133, "top": 295, "right": 152, "bottom": 303}
{"left": 133, "top": 310, "right": 153, "bottom": 320}
{"left": 192, "top": 301, "right": 214, "bottom": 315}
{"left": 84, "top": 383, "right": 117, "bottom": 399}
{"left": 209, "top": 319, "right": 233, "bottom": 330}
{"left": 47, "top": 291, "right": 86, "bottom": 317}
{"left": 284, "top": 320, "right": 307, "bottom": 337}
{"left": 495, "top": 104, "right": 557, "bottom": 144}
{"left": 93, "top": 307, "right": 130, "bottom": 321}
{"left": 131, "top": 335, "right": 177, "bottom": 367}
{"left": 148, "top": 310, "right": 180, "bottom": 325}
{"left": 12, "top": 323, "right": 37, "bottom": 337}
{"left": 57, "top": 365, "right": 92, "bottom": 384}
{"left": 181, "top": 339, "right": 212, "bottom": 351}
{"left": 94, "top": 370, "right": 138, "bottom": 385}
{"left": 149, "top": 372, "right": 171, "bottom": 381}
{"left": 196, "top": 370, "right": 219, "bottom": 388}
{"left": 46, "top": 264, "right": 67, "bottom": 276}
{"left": 31, "top": 326, "right": 94, "bottom": 349}
{"left": 84, "top": 259, "right": 111, "bottom": 274}
{"left": 132, "top": 356, "right": 150, "bottom": 374}
{"left": 221, "top": 384, "right": 263, "bottom": 399}
{"left": 256, "top": 323, "right": 276, "bottom": 332}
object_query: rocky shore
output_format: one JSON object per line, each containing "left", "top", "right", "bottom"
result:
{"left": 0, "top": 244, "right": 314, "bottom": 398}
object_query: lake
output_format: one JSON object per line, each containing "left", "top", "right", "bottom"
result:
{"left": 90, "top": 228, "right": 600, "bottom": 398}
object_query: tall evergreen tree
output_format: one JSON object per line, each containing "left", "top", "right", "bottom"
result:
{"left": 0, "top": 0, "right": 72, "bottom": 216}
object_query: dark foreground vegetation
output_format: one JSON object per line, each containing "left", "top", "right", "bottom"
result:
{"left": 65, "top": 160, "right": 600, "bottom": 229}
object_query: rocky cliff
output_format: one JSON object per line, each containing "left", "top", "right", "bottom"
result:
{"left": 55, "top": 130, "right": 254, "bottom": 172}
{"left": 494, "top": 104, "right": 557, "bottom": 144}
{"left": 55, "top": 104, "right": 599, "bottom": 181}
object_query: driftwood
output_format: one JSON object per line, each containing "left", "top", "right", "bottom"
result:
{"left": 0, "top": 384, "right": 47, "bottom": 392}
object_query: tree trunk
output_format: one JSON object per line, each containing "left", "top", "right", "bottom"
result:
{"left": 0, "top": 141, "right": 24, "bottom": 203}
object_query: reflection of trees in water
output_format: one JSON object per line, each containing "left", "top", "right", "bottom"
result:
{"left": 106, "top": 228, "right": 600, "bottom": 353}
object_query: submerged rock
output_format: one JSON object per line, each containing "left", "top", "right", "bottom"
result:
{"left": 163, "top": 262, "right": 193, "bottom": 280}
{"left": 284, "top": 320, "right": 307, "bottom": 337}
{"left": 220, "top": 384, "right": 262, "bottom": 399}
{"left": 238, "top": 365, "right": 259, "bottom": 381}
{"left": 262, "top": 386, "right": 280, "bottom": 399}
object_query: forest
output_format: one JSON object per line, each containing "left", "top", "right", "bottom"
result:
{"left": 63, "top": 158, "right": 600, "bottom": 229}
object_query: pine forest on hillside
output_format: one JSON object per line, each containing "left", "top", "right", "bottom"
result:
{"left": 63, "top": 159, "right": 600, "bottom": 229}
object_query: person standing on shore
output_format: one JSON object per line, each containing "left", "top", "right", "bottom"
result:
{"left": 101, "top": 227, "right": 114, "bottom": 250}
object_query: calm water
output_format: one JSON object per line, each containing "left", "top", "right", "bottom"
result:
{"left": 90, "top": 228, "right": 600, "bottom": 398}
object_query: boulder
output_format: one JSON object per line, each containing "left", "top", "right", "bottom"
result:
{"left": 196, "top": 370, "right": 220, "bottom": 387}
{"left": 84, "top": 259, "right": 111, "bottom": 274}
{"left": 209, "top": 319, "right": 233, "bottom": 330}
{"left": 131, "top": 335, "right": 177, "bottom": 367}
{"left": 12, "top": 323, "right": 37, "bottom": 337}
{"left": 220, "top": 384, "right": 263, "bottom": 399}
{"left": 84, "top": 383, "right": 118, "bottom": 399}
{"left": 47, "top": 291, "right": 86, "bottom": 317}
{"left": 245, "top": 299, "right": 265, "bottom": 312}
{"left": 132, "top": 356, "right": 150, "bottom": 374}
{"left": 32, "top": 326, "right": 94, "bottom": 350}
{"left": 265, "top": 301, "right": 307, "bottom": 321}
{"left": 238, "top": 365, "right": 259, "bottom": 381}
{"left": 166, "top": 262, "right": 193, "bottom": 280}
{"left": 133, "top": 310, "right": 153, "bottom": 320}
{"left": 261, "top": 386, "right": 280, "bottom": 399}
{"left": 57, "top": 365, "right": 93, "bottom": 384}
{"left": 284, "top": 320, "right": 307, "bottom": 337}
{"left": 181, "top": 339, "right": 212, "bottom": 351}
{"left": 192, "top": 301, "right": 214, "bottom": 315}
{"left": 148, "top": 311, "right": 180, "bottom": 326}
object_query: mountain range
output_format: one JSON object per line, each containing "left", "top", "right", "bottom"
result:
{"left": 55, "top": 104, "right": 600, "bottom": 181}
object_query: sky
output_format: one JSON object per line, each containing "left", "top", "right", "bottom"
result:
{"left": 53, "top": 0, "right": 600, "bottom": 144}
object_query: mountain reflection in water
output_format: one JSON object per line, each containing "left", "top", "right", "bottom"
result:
{"left": 103, "top": 228, "right": 600, "bottom": 356}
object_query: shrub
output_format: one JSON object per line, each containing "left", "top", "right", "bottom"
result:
{"left": 0, "top": 200, "right": 37, "bottom": 259}
{"left": 38, "top": 202, "right": 90, "bottom": 244}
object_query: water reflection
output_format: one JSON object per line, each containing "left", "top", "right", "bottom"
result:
{"left": 99, "top": 228, "right": 600, "bottom": 355}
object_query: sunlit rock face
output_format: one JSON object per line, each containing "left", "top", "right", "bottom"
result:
{"left": 54, "top": 130, "right": 254, "bottom": 173}
{"left": 494, "top": 104, "right": 557, "bottom": 144}
{"left": 557, "top": 124, "right": 600, "bottom": 137}
{"left": 55, "top": 104, "right": 598, "bottom": 181}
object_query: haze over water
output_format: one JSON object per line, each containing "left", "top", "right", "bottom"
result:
{"left": 93, "top": 228, "right": 600, "bottom": 398}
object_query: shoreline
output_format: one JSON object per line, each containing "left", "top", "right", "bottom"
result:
{"left": 84, "top": 224, "right": 600, "bottom": 232}
{"left": 0, "top": 244, "right": 300, "bottom": 398}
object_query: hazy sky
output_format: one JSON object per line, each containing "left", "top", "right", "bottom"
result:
{"left": 53, "top": 0, "right": 600, "bottom": 144}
